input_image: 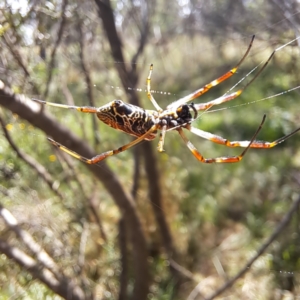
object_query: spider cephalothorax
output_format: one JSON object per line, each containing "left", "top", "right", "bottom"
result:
{"left": 32, "top": 35, "right": 300, "bottom": 164}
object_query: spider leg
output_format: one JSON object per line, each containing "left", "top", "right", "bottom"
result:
{"left": 192, "top": 50, "right": 276, "bottom": 112}
{"left": 167, "top": 35, "right": 255, "bottom": 109}
{"left": 32, "top": 99, "right": 98, "bottom": 113}
{"left": 157, "top": 124, "right": 167, "bottom": 152}
{"left": 177, "top": 115, "right": 266, "bottom": 163}
{"left": 47, "top": 124, "right": 159, "bottom": 164}
{"left": 193, "top": 90, "right": 243, "bottom": 111}
{"left": 147, "top": 64, "right": 163, "bottom": 112}
{"left": 187, "top": 123, "right": 300, "bottom": 148}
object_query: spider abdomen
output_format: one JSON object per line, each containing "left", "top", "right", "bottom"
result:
{"left": 96, "top": 100, "right": 157, "bottom": 140}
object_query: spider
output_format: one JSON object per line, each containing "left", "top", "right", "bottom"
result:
{"left": 33, "top": 35, "right": 300, "bottom": 164}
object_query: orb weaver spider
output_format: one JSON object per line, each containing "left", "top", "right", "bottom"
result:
{"left": 33, "top": 35, "right": 300, "bottom": 164}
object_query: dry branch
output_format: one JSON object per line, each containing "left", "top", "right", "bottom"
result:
{"left": 0, "top": 203, "right": 62, "bottom": 279}
{"left": 0, "top": 238, "right": 87, "bottom": 300}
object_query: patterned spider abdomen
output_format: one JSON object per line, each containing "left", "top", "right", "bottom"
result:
{"left": 96, "top": 100, "right": 158, "bottom": 140}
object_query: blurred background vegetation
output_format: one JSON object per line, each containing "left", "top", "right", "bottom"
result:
{"left": 0, "top": 0, "right": 300, "bottom": 299}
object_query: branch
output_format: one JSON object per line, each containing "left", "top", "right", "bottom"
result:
{"left": 142, "top": 143, "right": 183, "bottom": 284}
{"left": 94, "top": 2, "right": 151, "bottom": 299}
{"left": 0, "top": 238, "right": 87, "bottom": 300}
{"left": 94, "top": 0, "right": 137, "bottom": 103}
{"left": 0, "top": 203, "right": 62, "bottom": 280}
{"left": 94, "top": 0, "right": 182, "bottom": 292}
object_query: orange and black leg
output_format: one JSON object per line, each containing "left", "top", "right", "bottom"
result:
{"left": 47, "top": 125, "right": 158, "bottom": 164}
{"left": 167, "top": 35, "right": 255, "bottom": 109}
{"left": 187, "top": 122, "right": 300, "bottom": 149}
{"left": 192, "top": 50, "right": 276, "bottom": 113}
{"left": 178, "top": 115, "right": 266, "bottom": 163}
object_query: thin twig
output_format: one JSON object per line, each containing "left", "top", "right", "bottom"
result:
{"left": 50, "top": 146, "right": 107, "bottom": 241}
{"left": 78, "top": 18, "right": 100, "bottom": 147}
{"left": 131, "top": 146, "right": 141, "bottom": 199}
{"left": 61, "top": 67, "right": 87, "bottom": 140}
{"left": 0, "top": 24, "right": 40, "bottom": 95}
{"left": 88, "top": 184, "right": 107, "bottom": 242}
{"left": 142, "top": 142, "right": 183, "bottom": 284}
{"left": 169, "top": 258, "right": 197, "bottom": 281}
{"left": 118, "top": 217, "right": 129, "bottom": 300}
{"left": 43, "top": 0, "right": 68, "bottom": 99}
{"left": 0, "top": 113, "right": 64, "bottom": 200}
{"left": 78, "top": 221, "right": 89, "bottom": 272}
{"left": 130, "top": 1, "right": 150, "bottom": 75}
{"left": 0, "top": 202, "right": 62, "bottom": 280}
